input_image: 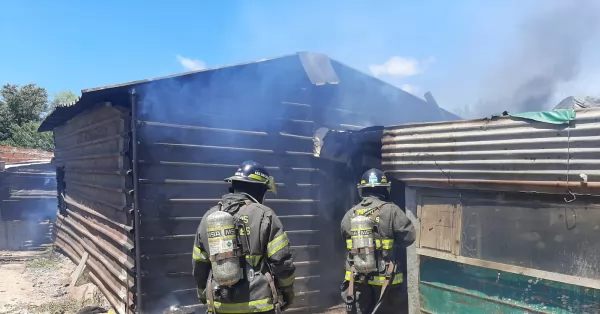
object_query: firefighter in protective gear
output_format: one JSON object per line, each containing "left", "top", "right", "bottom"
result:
{"left": 193, "top": 161, "right": 296, "bottom": 314}
{"left": 340, "top": 169, "right": 416, "bottom": 314}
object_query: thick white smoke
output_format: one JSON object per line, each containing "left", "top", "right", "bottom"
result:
{"left": 466, "top": 0, "right": 600, "bottom": 117}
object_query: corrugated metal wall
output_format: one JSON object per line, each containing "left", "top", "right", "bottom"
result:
{"left": 0, "top": 161, "right": 56, "bottom": 250}
{"left": 382, "top": 108, "right": 600, "bottom": 195}
{"left": 134, "top": 81, "right": 331, "bottom": 312}
{"left": 53, "top": 104, "right": 136, "bottom": 314}
{"left": 1, "top": 161, "right": 57, "bottom": 222}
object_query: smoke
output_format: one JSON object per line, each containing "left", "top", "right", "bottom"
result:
{"left": 469, "top": 0, "right": 600, "bottom": 116}
{"left": 225, "top": 0, "right": 600, "bottom": 120}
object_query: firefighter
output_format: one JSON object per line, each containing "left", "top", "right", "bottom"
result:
{"left": 193, "top": 160, "right": 296, "bottom": 314}
{"left": 340, "top": 168, "right": 416, "bottom": 314}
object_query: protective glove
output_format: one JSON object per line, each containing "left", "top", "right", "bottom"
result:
{"left": 280, "top": 286, "right": 295, "bottom": 311}
{"left": 197, "top": 287, "right": 207, "bottom": 304}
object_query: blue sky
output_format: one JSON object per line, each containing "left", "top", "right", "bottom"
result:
{"left": 1, "top": 1, "right": 599, "bottom": 117}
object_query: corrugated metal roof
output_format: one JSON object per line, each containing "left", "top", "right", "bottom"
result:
{"left": 38, "top": 52, "right": 460, "bottom": 132}
{"left": 382, "top": 108, "right": 600, "bottom": 195}
{"left": 554, "top": 96, "right": 600, "bottom": 110}
{"left": 56, "top": 95, "right": 81, "bottom": 108}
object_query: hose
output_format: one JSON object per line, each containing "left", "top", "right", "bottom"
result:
{"left": 370, "top": 283, "right": 390, "bottom": 314}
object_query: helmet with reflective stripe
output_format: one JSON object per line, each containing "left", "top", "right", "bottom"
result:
{"left": 357, "top": 168, "right": 390, "bottom": 189}
{"left": 225, "top": 161, "right": 276, "bottom": 191}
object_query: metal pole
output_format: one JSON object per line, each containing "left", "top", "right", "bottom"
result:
{"left": 129, "top": 88, "right": 144, "bottom": 313}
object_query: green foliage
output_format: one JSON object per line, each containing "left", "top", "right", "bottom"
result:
{"left": 0, "top": 83, "right": 48, "bottom": 125}
{"left": 0, "top": 121, "right": 55, "bottom": 151}
{"left": 47, "top": 90, "right": 78, "bottom": 116}
{"left": 0, "top": 84, "right": 76, "bottom": 152}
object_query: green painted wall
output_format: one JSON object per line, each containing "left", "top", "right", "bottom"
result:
{"left": 419, "top": 257, "right": 599, "bottom": 314}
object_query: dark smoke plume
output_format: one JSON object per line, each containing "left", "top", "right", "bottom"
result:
{"left": 474, "top": 0, "right": 600, "bottom": 116}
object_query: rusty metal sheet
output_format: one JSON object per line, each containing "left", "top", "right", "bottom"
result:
{"left": 382, "top": 108, "right": 600, "bottom": 195}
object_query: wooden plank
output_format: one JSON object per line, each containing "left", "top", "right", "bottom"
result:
{"left": 70, "top": 252, "right": 89, "bottom": 288}
{"left": 452, "top": 201, "right": 462, "bottom": 256}
{"left": 405, "top": 187, "right": 421, "bottom": 314}
{"left": 418, "top": 196, "right": 458, "bottom": 253}
{"left": 417, "top": 248, "right": 600, "bottom": 290}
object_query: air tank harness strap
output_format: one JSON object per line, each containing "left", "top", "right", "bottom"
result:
{"left": 265, "top": 272, "right": 282, "bottom": 314}
{"left": 346, "top": 266, "right": 356, "bottom": 314}
{"left": 209, "top": 251, "right": 241, "bottom": 262}
{"left": 207, "top": 270, "right": 217, "bottom": 314}
{"left": 379, "top": 261, "right": 395, "bottom": 298}
{"left": 350, "top": 247, "right": 375, "bottom": 255}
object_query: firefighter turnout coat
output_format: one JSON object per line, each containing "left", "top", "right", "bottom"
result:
{"left": 193, "top": 193, "right": 296, "bottom": 313}
{"left": 340, "top": 194, "right": 416, "bottom": 313}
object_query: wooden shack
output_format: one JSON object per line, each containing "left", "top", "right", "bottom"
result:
{"left": 38, "top": 52, "right": 458, "bottom": 313}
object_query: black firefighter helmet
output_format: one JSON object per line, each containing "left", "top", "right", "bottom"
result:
{"left": 357, "top": 168, "right": 391, "bottom": 189}
{"left": 225, "top": 160, "right": 277, "bottom": 194}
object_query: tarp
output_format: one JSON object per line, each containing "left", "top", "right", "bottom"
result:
{"left": 510, "top": 109, "right": 576, "bottom": 125}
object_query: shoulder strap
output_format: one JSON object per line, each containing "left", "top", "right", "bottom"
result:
{"left": 359, "top": 203, "right": 387, "bottom": 220}
{"left": 237, "top": 199, "right": 254, "bottom": 256}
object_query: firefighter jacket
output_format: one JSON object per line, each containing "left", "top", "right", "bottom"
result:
{"left": 193, "top": 193, "right": 296, "bottom": 313}
{"left": 340, "top": 194, "right": 416, "bottom": 286}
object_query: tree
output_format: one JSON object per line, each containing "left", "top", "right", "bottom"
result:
{"left": 0, "top": 121, "right": 55, "bottom": 152}
{"left": 0, "top": 83, "right": 60, "bottom": 152}
{"left": 48, "top": 90, "right": 78, "bottom": 114}
{"left": 0, "top": 84, "right": 48, "bottom": 126}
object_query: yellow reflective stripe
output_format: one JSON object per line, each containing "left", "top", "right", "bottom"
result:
{"left": 267, "top": 233, "right": 289, "bottom": 257}
{"left": 193, "top": 246, "right": 209, "bottom": 262}
{"left": 381, "top": 239, "right": 394, "bottom": 250}
{"left": 344, "top": 271, "right": 404, "bottom": 285}
{"left": 349, "top": 239, "right": 393, "bottom": 250}
{"left": 246, "top": 255, "right": 262, "bottom": 267}
{"left": 352, "top": 239, "right": 392, "bottom": 250}
{"left": 277, "top": 274, "right": 295, "bottom": 287}
{"left": 248, "top": 174, "right": 268, "bottom": 182}
{"left": 369, "top": 273, "right": 404, "bottom": 286}
{"left": 207, "top": 298, "right": 275, "bottom": 313}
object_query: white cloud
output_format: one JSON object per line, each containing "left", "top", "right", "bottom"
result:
{"left": 369, "top": 56, "right": 435, "bottom": 78}
{"left": 176, "top": 55, "right": 206, "bottom": 71}
{"left": 399, "top": 84, "right": 420, "bottom": 94}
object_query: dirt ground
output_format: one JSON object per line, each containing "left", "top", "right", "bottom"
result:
{"left": 0, "top": 248, "right": 111, "bottom": 314}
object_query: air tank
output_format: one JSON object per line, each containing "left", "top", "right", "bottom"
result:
{"left": 350, "top": 215, "right": 377, "bottom": 273}
{"left": 206, "top": 211, "right": 241, "bottom": 286}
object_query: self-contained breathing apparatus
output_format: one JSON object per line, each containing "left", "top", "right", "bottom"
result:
{"left": 346, "top": 169, "right": 396, "bottom": 314}
{"left": 205, "top": 201, "right": 253, "bottom": 313}
{"left": 205, "top": 160, "right": 283, "bottom": 314}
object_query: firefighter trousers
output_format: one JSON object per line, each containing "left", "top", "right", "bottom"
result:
{"left": 341, "top": 281, "right": 408, "bottom": 314}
